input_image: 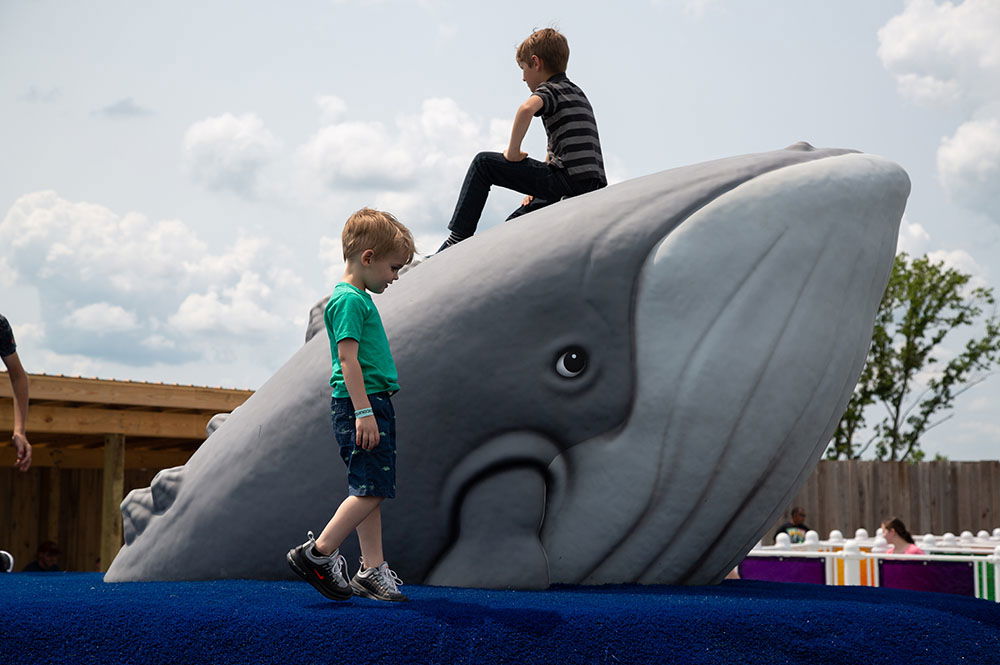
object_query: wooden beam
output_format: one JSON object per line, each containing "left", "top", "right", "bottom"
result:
{"left": 100, "top": 433, "right": 125, "bottom": 572}
{"left": 0, "top": 400, "right": 210, "bottom": 438}
{"left": 0, "top": 372, "right": 253, "bottom": 411}
{"left": 0, "top": 446, "right": 194, "bottom": 470}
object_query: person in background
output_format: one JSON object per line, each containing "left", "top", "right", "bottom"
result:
{"left": 22, "top": 541, "right": 61, "bottom": 572}
{"left": 774, "top": 506, "right": 811, "bottom": 544}
{"left": 1, "top": 313, "right": 31, "bottom": 471}
{"left": 882, "top": 517, "right": 924, "bottom": 555}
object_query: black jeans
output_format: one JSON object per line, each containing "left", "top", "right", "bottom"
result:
{"left": 447, "top": 151, "right": 600, "bottom": 236}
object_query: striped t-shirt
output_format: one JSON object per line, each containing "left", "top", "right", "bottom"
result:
{"left": 532, "top": 73, "right": 606, "bottom": 186}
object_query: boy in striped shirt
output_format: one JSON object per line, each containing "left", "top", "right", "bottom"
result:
{"left": 438, "top": 28, "right": 606, "bottom": 252}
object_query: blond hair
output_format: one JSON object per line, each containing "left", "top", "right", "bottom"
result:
{"left": 515, "top": 28, "right": 569, "bottom": 74}
{"left": 341, "top": 207, "right": 415, "bottom": 263}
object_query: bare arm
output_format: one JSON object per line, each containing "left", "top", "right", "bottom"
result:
{"left": 504, "top": 95, "right": 544, "bottom": 162}
{"left": 2, "top": 352, "right": 31, "bottom": 471}
{"left": 337, "top": 339, "right": 380, "bottom": 450}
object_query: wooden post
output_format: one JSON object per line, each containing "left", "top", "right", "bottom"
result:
{"left": 45, "top": 466, "right": 60, "bottom": 542}
{"left": 100, "top": 433, "right": 125, "bottom": 572}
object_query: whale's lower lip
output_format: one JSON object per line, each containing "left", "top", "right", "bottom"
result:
{"left": 541, "top": 153, "right": 908, "bottom": 585}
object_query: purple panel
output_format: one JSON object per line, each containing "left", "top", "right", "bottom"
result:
{"left": 739, "top": 557, "right": 826, "bottom": 585}
{"left": 879, "top": 560, "right": 975, "bottom": 597}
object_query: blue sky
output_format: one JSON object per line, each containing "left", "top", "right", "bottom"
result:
{"left": 1, "top": 1, "right": 998, "bottom": 459}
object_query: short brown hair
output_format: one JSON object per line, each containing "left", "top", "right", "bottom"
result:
{"left": 516, "top": 28, "right": 569, "bottom": 74}
{"left": 341, "top": 207, "right": 415, "bottom": 263}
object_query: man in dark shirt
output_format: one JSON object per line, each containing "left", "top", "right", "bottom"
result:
{"left": 774, "top": 506, "right": 811, "bottom": 544}
{"left": 22, "top": 541, "right": 61, "bottom": 572}
{"left": 1, "top": 313, "right": 31, "bottom": 471}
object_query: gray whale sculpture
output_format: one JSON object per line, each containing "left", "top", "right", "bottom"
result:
{"left": 106, "top": 143, "right": 909, "bottom": 587}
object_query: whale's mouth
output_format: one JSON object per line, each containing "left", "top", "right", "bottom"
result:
{"left": 541, "top": 153, "right": 907, "bottom": 585}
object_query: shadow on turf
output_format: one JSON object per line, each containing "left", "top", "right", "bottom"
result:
{"left": 306, "top": 597, "right": 564, "bottom": 636}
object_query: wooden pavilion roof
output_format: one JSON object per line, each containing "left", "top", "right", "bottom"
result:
{"left": 0, "top": 373, "right": 254, "bottom": 469}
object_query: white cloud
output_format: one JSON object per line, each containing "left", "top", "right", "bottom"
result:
{"left": 896, "top": 216, "right": 931, "bottom": 255}
{"left": 169, "top": 272, "right": 287, "bottom": 336}
{"left": 300, "top": 119, "right": 417, "bottom": 189}
{"left": 21, "top": 86, "right": 59, "bottom": 103}
{"left": 11, "top": 322, "right": 44, "bottom": 343}
{"left": 927, "top": 248, "right": 988, "bottom": 289}
{"left": 0, "top": 191, "right": 309, "bottom": 365}
{"left": 877, "top": 0, "right": 1000, "bottom": 108}
{"left": 96, "top": 97, "right": 153, "bottom": 117}
{"left": 317, "top": 95, "right": 348, "bottom": 123}
{"left": 0, "top": 255, "right": 15, "bottom": 286}
{"left": 937, "top": 115, "right": 1000, "bottom": 217}
{"left": 298, "top": 96, "right": 511, "bottom": 235}
{"left": 682, "top": 0, "right": 718, "bottom": 19}
{"left": 188, "top": 96, "right": 549, "bottom": 238}
{"left": 183, "top": 113, "right": 281, "bottom": 197}
{"left": 65, "top": 303, "right": 139, "bottom": 333}
{"left": 878, "top": 1, "right": 1000, "bottom": 222}
{"left": 318, "top": 236, "right": 346, "bottom": 285}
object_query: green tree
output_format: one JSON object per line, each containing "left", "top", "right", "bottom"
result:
{"left": 827, "top": 252, "right": 1000, "bottom": 461}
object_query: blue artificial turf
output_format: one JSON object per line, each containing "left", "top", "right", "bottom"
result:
{"left": 2, "top": 573, "right": 999, "bottom": 664}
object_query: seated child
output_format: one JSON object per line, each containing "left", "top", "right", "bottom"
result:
{"left": 287, "top": 207, "right": 415, "bottom": 602}
{"left": 437, "top": 27, "right": 606, "bottom": 252}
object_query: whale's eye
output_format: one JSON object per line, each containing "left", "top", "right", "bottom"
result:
{"left": 555, "top": 347, "right": 588, "bottom": 378}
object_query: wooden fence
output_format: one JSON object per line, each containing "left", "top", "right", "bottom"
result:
{"left": 4, "top": 460, "right": 1000, "bottom": 570}
{"left": 767, "top": 460, "right": 1000, "bottom": 543}
{"left": 1, "top": 468, "right": 157, "bottom": 572}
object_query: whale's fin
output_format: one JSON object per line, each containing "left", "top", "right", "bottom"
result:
{"left": 120, "top": 465, "right": 186, "bottom": 544}
{"left": 150, "top": 465, "right": 185, "bottom": 512}
{"left": 121, "top": 487, "right": 154, "bottom": 545}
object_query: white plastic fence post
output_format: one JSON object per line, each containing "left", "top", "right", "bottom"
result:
{"left": 842, "top": 540, "right": 863, "bottom": 586}
{"left": 774, "top": 533, "right": 791, "bottom": 549}
{"left": 993, "top": 546, "right": 1000, "bottom": 603}
{"left": 803, "top": 530, "right": 820, "bottom": 551}
{"left": 855, "top": 528, "right": 869, "bottom": 540}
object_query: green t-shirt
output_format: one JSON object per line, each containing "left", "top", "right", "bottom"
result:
{"left": 325, "top": 282, "right": 400, "bottom": 398}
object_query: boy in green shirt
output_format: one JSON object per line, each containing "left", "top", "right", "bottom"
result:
{"left": 287, "top": 207, "right": 414, "bottom": 602}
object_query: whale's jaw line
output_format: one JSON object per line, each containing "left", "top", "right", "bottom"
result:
{"left": 542, "top": 153, "right": 909, "bottom": 585}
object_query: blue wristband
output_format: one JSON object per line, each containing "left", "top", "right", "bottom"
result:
{"left": 355, "top": 407, "right": 374, "bottom": 419}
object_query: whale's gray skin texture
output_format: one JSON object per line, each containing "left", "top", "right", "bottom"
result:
{"left": 106, "top": 144, "right": 909, "bottom": 587}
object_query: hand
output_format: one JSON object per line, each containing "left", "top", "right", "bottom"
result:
{"left": 521, "top": 195, "right": 534, "bottom": 207}
{"left": 12, "top": 432, "right": 31, "bottom": 472}
{"left": 355, "top": 416, "right": 380, "bottom": 450}
{"left": 503, "top": 148, "right": 527, "bottom": 162}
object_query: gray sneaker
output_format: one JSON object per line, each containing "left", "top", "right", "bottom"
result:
{"left": 286, "top": 531, "right": 352, "bottom": 601}
{"left": 351, "top": 560, "right": 408, "bottom": 602}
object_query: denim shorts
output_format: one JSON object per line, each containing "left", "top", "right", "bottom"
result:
{"left": 331, "top": 392, "right": 396, "bottom": 498}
